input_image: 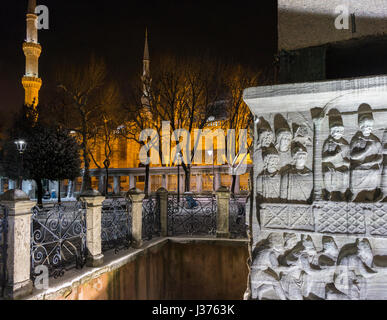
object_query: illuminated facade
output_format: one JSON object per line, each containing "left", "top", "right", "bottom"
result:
{"left": 84, "top": 33, "right": 251, "bottom": 195}
{"left": 22, "top": 0, "right": 42, "bottom": 107}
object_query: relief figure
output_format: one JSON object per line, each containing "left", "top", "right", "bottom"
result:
{"left": 350, "top": 104, "right": 383, "bottom": 202}
{"left": 274, "top": 114, "right": 293, "bottom": 170}
{"left": 328, "top": 239, "right": 376, "bottom": 300}
{"left": 257, "top": 146, "right": 281, "bottom": 202}
{"left": 251, "top": 233, "right": 287, "bottom": 300}
{"left": 256, "top": 117, "right": 275, "bottom": 149}
{"left": 381, "top": 129, "right": 387, "bottom": 201}
{"left": 280, "top": 142, "right": 313, "bottom": 203}
{"left": 322, "top": 109, "right": 350, "bottom": 201}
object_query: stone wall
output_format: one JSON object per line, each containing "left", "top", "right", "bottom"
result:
{"left": 279, "top": 0, "right": 387, "bottom": 51}
{"left": 30, "top": 238, "right": 249, "bottom": 300}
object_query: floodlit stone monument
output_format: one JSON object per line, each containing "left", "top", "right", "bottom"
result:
{"left": 244, "top": 75, "right": 387, "bottom": 300}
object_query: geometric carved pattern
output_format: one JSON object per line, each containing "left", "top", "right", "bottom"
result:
{"left": 315, "top": 201, "right": 366, "bottom": 234}
{"left": 370, "top": 203, "right": 387, "bottom": 236}
{"left": 261, "top": 204, "right": 314, "bottom": 231}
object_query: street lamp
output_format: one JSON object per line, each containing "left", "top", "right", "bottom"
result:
{"left": 177, "top": 151, "right": 183, "bottom": 204}
{"left": 14, "top": 140, "right": 27, "bottom": 190}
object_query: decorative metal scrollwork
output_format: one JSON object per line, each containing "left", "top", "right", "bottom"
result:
{"left": 101, "top": 198, "right": 132, "bottom": 253}
{"left": 229, "top": 197, "right": 247, "bottom": 238}
{"left": 142, "top": 195, "right": 161, "bottom": 241}
{"left": 167, "top": 194, "right": 217, "bottom": 236}
{"left": 0, "top": 205, "right": 8, "bottom": 295}
{"left": 30, "top": 202, "right": 87, "bottom": 279}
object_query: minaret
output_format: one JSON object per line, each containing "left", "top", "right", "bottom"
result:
{"left": 22, "top": 0, "right": 42, "bottom": 108}
{"left": 141, "top": 28, "right": 151, "bottom": 108}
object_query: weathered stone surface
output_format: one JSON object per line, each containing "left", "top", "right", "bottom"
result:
{"left": 1, "top": 198, "right": 35, "bottom": 299}
{"left": 79, "top": 193, "right": 105, "bottom": 267}
{"left": 278, "top": 0, "right": 387, "bottom": 51}
{"left": 244, "top": 75, "right": 387, "bottom": 300}
{"left": 128, "top": 190, "right": 145, "bottom": 248}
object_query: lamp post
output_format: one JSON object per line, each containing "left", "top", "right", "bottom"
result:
{"left": 14, "top": 140, "right": 27, "bottom": 190}
{"left": 177, "top": 151, "right": 183, "bottom": 204}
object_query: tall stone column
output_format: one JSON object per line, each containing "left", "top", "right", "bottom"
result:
{"left": 8, "top": 180, "right": 15, "bottom": 191}
{"left": 129, "top": 174, "right": 136, "bottom": 190}
{"left": 113, "top": 176, "right": 121, "bottom": 196}
{"left": 1, "top": 190, "right": 35, "bottom": 299}
{"left": 214, "top": 172, "right": 221, "bottom": 192}
{"left": 215, "top": 186, "right": 230, "bottom": 238}
{"left": 127, "top": 188, "right": 145, "bottom": 248}
{"left": 234, "top": 175, "right": 241, "bottom": 194}
{"left": 98, "top": 175, "right": 105, "bottom": 195}
{"left": 179, "top": 174, "right": 185, "bottom": 193}
{"left": 312, "top": 108, "right": 325, "bottom": 201}
{"left": 79, "top": 190, "right": 104, "bottom": 267}
{"left": 148, "top": 175, "right": 152, "bottom": 195}
{"left": 157, "top": 188, "right": 168, "bottom": 237}
{"left": 196, "top": 174, "right": 203, "bottom": 193}
{"left": 162, "top": 175, "right": 168, "bottom": 189}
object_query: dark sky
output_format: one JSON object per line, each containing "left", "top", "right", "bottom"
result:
{"left": 0, "top": 0, "right": 277, "bottom": 125}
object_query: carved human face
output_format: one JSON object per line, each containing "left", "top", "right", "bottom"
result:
{"left": 330, "top": 126, "right": 344, "bottom": 140}
{"left": 260, "top": 130, "right": 274, "bottom": 148}
{"left": 268, "top": 233, "right": 284, "bottom": 251}
{"left": 293, "top": 151, "right": 308, "bottom": 169}
{"left": 265, "top": 155, "right": 280, "bottom": 174}
{"left": 277, "top": 131, "right": 292, "bottom": 152}
{"left": 323, "top": 239, "right": 338, "bottom": 256}
{"left": 360, "top": 119, "right": 374, "bottom": 137}
{"left": 358, "top": 240, "right": 372, "bottom": 264}
{"left": 284, "top": 234, "right": 298, "bottom": 251}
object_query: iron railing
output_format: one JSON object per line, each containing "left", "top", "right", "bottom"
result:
{"left": 167, "top": 194, "right": 217, "bottom": 236}
{"left": 101, "top": 198, "right": 132, "bottom": 253}
{"left": 0, "top": 205, "right": 7, "bottom": 296}
{"left": 229, "top": 197, "right": 247, "bottom": 238}
{"left": 30, "top": 202, "right": 87, "bottom": 279}
{"left": 142, "top": 195, "right": 161, "bottom": 240}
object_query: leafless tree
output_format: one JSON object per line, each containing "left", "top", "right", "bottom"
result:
{"left": 48, "top": 55, "right": 120, "bottom": 193}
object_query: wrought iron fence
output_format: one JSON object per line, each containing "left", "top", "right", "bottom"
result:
{"left": 101, "top": 198, "right": 132, "bottom": 253}
{"left": 229, "top": 197, "right": 247, "bottom": 238}
{"left": 167, "top": 194, "right": 217, "bottom": 236}
{"left": 0, "top": 205, "right": 7, "bottom": 296}
{"left": 142, "top": 195, "right": 161, "bottom": 240}
{"left": 31, "top": 202, "right": 87, "bottom": 279}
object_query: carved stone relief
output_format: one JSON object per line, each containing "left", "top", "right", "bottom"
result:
{"left": 246, "top": 76, "right": 387, "bottom": 300}
{"left": 250, "top": 104, "right": 387, "bottom": 300}
{"left": 350, "top": 104, "right": 383, "bottom": 202}
{"left": 251, "top": 233, "right": 385, "bottom": 300}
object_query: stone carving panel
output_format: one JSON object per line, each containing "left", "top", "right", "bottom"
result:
{"left": 255, "top": 112, "right": 314, "bottom": 204}
{"left": 314, "top": 202, "right": 366, "bottom": 235}
{"left": 370, "top": 203, "right": 387, "bottom": 236}
{"left": 261, "top": 204, "right": 314, "bottom": 232}
{"left": 251, "top": 232, "right": 384, "bottom": 300}
{"left": 246, "top": 77, "right": 387, "bottom": 300}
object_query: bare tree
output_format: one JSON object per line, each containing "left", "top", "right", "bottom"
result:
{"left": 222, "top": 65, "right": 272, "bottom": 194}
{"left": 48, "top": 55, "right": 120, "bottom": 193}
{"left": 150, "top": 55, "right": 224, "bottom": 191}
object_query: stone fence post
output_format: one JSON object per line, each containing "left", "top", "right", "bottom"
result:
{"left": 215, "top": 186, "right": 231, "bottom": 238}
{"left": 80, "top": 190, "right": 104, "bottom": 267}
{"left": 157, "top": 188, "right": 168, "bottom": 237}
{"left": 127, "top": 188, "right": 145, "bottom": 248}
{"left": 0, "top": 190, "right": 35, "bottom": 299}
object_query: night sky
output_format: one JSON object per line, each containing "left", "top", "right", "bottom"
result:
{"left": 0, "top": 0, "right": 277, "bottom": 126}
